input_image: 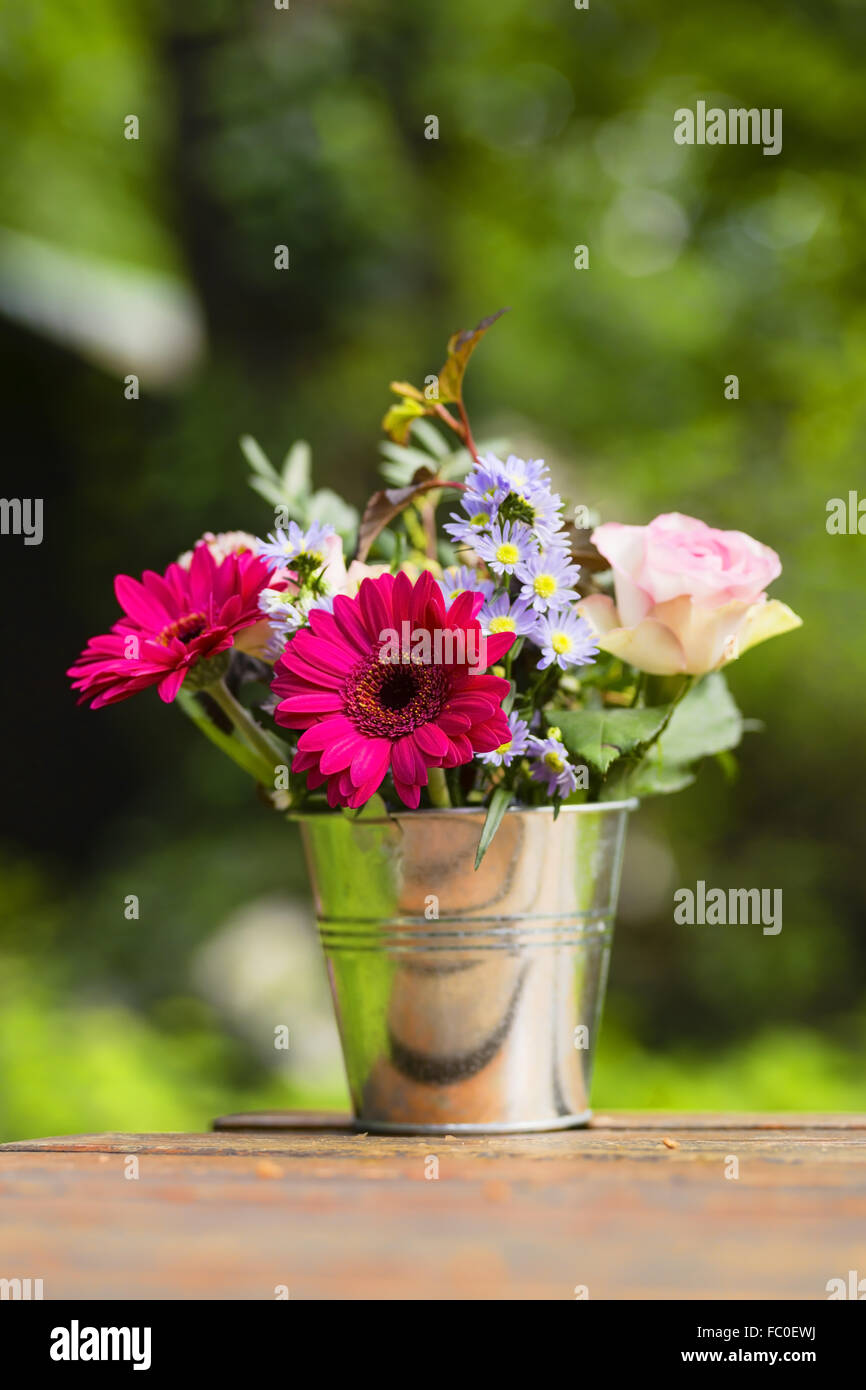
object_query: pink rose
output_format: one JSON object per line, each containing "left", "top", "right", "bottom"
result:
{"left": 579, "top": 512, "right": 801, "bottom": 675}
{"left": 340, "top": 558, "right": 391, "bottom": 596}
{"left": 321, "top": 531, "right": 348, "bottom": 593}
{"left": 340, "top": 558, "right": 428, "bottom": 597}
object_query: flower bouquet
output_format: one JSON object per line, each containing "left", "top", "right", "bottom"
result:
{"left": 69, "top": 312, "right": 801, "bottom": 1133}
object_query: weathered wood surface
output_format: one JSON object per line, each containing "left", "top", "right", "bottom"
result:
{"left": 1, "top": 1113, "right": 865, "bottom": 1300}
{"left": 209, "top": 1108, "right": 866, "bottom": 1134}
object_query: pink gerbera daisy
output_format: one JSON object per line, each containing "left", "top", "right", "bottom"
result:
{"left": 68, "top": 543, "right": 278, "bottom": 708}
{"left": 272, "top": 570, "right": 515, "bottom": 809}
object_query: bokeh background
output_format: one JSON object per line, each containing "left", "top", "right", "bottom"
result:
{"left": 2, "top": 0, "right": 864, "bottom": 1139}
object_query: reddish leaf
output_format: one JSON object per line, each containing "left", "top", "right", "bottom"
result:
{"left": 355, "top": 470, "right": 453, "bottom": 562}
{"left": 381, "top": 309, "right": 510, "bottom": 443}
{"left": 438, "top": 308, "right": 510, "bottom": 404}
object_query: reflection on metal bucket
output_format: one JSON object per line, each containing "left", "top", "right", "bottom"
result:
{"left": 297, "top": 802, "right": 636, "bottom": 1134}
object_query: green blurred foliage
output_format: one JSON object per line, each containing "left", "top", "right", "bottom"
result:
{"left": 1, "top": 0, "right": 864, "bottom": 1136}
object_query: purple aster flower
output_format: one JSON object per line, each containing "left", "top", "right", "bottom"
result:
{"left": 534, "top": 610, "right": 599, "bottom": 671}
{"left": 443, "top": 505, "right": 497, "bottom": 547}
{"left": 516, "top": 549, "right": 582, "bottom": 612}
{"left": 438, "top": 565, "right": 494, "bottom": 604}
{"left": 475, "top": 456, "right": 565, "bottom": 545}
{"left": 528, "top": 734, "right": 580, "bottom": 796}
{"left": 498, "top": 454, "right": 552, "bottom": 497}
{"left": 479, "top": 591, "right": 539, "bottom": 639}
{"left": 544, "top": 523, "right": 573, "bottom": 550}
{"left": 478, "top": 710, "right": 530, "bottom": 768}
{"left": 258, "top": 520, "right": 335, "bottom": 572}
{"left": 462, "top": 456, "right": 512, "bottom": 508}
{"left": 511, "top": 486, "right": 566, "bottom": 546}
{"left": 474, "top": 520, "right": 535, "bottom": 576}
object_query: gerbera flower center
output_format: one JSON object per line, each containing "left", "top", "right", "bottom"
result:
{"left": 488, "top": 615, "right": 516, "bottom": 634}
{"left": 495, "top": 543, "right": 519, "bottom": 566}
{"left": 378, "top": 666, "right": 420, "bottom": 712}
{"left": 533, "top": 574, "right": 556, "bottom": 598}
{"left": 157, "top": 612, "right": 207, "bottom": 646}
{"left": 344, "top": 653, "right": 451, "bottom": 738}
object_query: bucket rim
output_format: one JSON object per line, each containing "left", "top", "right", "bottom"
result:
{"left": 288, "top": 799, "right": 639, "bottom": 824}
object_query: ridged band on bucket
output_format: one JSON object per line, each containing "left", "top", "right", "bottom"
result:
{"left": 318, "top": 913, "right": 616, "bottom": 952}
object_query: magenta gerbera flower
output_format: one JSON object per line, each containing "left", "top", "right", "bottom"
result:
{"left": 272, "top": 570, "right": 516, "bottom": 809}
{"left": 68, "top": 543, "right": 277, "bottom": 708}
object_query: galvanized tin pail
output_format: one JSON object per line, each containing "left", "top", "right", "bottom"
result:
{"left": 296, "top": 802, "right": 637, "bottom": 1134}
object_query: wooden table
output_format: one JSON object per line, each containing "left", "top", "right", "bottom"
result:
{"left": 2, "top": 1112, "right": 865, "bottom": 1300}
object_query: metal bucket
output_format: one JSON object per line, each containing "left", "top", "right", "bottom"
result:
{"left": 296, "top": 801, "right": 637, "bottom": 1134}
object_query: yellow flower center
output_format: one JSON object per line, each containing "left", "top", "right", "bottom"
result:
{"left": 469, "top": 513, "right": 489, "bottom": 528}
{"left": 495, "top": 740, "right": 513, "bottom": 756}
{"left": 533, "top": 574, "right": 556, "bottom": 598}
{"left": 489, "top": 615, "right": 516, "bottom": 634}
{"left": 544, "top": 752, "right": 565, "bottom": 773}
{"left": 495, "top": 543, "right": 519, "bottom": 566}
{"left": 551, "top": 632, "right": 571, "bottom": 655}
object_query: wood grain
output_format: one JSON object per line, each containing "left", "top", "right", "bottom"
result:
{"left": 1, "top": 1114, "right": 864, "bottom": 1300}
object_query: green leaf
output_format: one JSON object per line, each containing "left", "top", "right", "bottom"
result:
{"left": 382, "top": 311, "right": 509, "bottom": 441}
{"left": 240, "top": 434, "right": 278, "bottom": 480}
{"left": 438, "top": 307, "right": 510, "bottom": 404}
{"left": 602, "top": 760, "right": 695, "bottom": 799}
{"left": 248, "top": 476, "right": 284, "bottom": 507}
{"left": 380, "top": 441, "right": 442, "bottom": 477}
{"left": 555, "top": 705, "right": 673, "bottom": 775}
{"left": 655, "top": 672, "right": 743, "bottom": 765}
{"left": 281, "top": 440, "right": 312, "bottom": 497}
{"left": 411, "top": 417, "right": 450, "bottom": 457}
{"left": 389, "top": 379, "right": 426, "bottom": 401}
{"left": 382, "top": 396, "right": 427, "bottom": 445}
{"left": 475, "top": 787, "right": 513, "bottom": 870}
{"left": 715, "top": 749, "right": 739, "bottom": 782}
{"left": 307, "top": 488, "right": 359, "bottom": 540}
{"left": 599, "top": 675, "right": 744, "bottom": 799}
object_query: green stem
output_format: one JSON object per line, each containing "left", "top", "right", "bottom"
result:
{"left": 637, "top": 675, "right": 695, "bottom": 757}
{"left": 176, "top": 686, "right": 276, "bottom": 787}
{"left": 427, "top": 766, "right": 452, "bottom": 808}
{"left": 206, "top": 679, "right": 288, "bottom": 776}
